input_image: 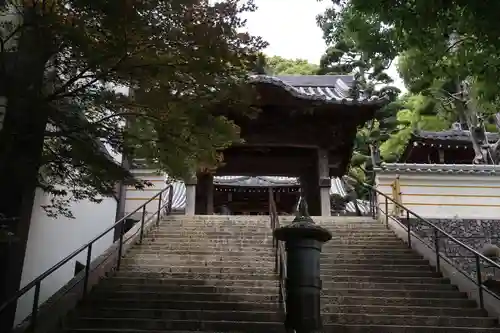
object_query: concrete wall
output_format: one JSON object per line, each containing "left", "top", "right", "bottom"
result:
{"left": 15, "top": 190, "right": 117, "bottom": 324}
{"left": 375, "top": 166, "right": 500, "bottom": 219}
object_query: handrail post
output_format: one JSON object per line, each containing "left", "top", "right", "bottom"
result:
{"left": 433, "top": 228, "right": 441, "bottom": 274}
{"left": 83, "top": 243, "right": 93, "bottom": 296}
{"left": 372, "top": 189, "right": 376, "bottom": 219}
{"left": 156, "top": 192, "right": 162, "bottom": 227}
{"left": 139, "top": 206, "right": 146, "bottom": 244}
{"left": 406, "top": 210, "right": 412, "bottom": 249}
{"left": 116, "top": 222, "right": 125, "bottom": 271}
{"left": 475, "top": 253, "right": 484, "bottom": 309}
{"left": 168, "top": 186, "right": 173, "bottom": 214}
{"left": 384, "top": 197, "right": 389, "bottom": 228}
{"left": 30, "top": 281, "right": 41, "bottom": 332}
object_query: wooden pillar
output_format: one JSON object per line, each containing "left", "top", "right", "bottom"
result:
{"left": 206, "top": 174, "right": 214, "bottom": 215}
{"left": 195, "top": 173, "right": 214, "bottom": 215}
{"left": 318, "top": 149, "right": 331, "bottom": 217}
{"left": 299, "top": 165, "right": 321, "bottom": 216}
{"left": 185, "top": 173, "right": 197, "bottom": 216}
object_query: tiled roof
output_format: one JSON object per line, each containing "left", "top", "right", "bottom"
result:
{"left": 214, "top": 176, "right": 299, "bottom": 187}
{"left": 377, "top": 163, "right": 500, "bottom": 174}
{"left": 414, "top": 130, "right": 500, "bottom": 143}
{"left": 249, "top": 75, "right": 386, "bottom": 105}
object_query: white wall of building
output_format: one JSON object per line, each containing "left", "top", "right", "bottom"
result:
{"left": 15, "top": 189, "right": 118, "bottom": 324}
{"left": 124, "top": 169, "right": 168, "bottom": 218}
{"left": 375, "top": 164, "right": 500, "bottom": 219}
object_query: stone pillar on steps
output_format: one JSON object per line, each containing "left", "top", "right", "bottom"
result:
{"left": 318, "top": 148, "right": 331, "bottom": 217}
{"left": 274, "top": 198, "right": 332, "bottom": 333}
{"left": 185, "top": 173, "right": 197, "bottom": 216}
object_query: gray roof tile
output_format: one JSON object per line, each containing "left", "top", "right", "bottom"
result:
{"left": 414, "top": 130, "right": 500, "bottom": 143}
{"left": 377, "top": 163, "right": 500, "bottom": 174}
{"left": 249, "top": 75, "right": 385, "bottom": 105}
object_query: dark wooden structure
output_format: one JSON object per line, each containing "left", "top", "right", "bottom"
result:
{"left": 400, "top": 130, "right": 500, "bottom": 164}
{"left": 191, "top": 75, "right": 385, "bottom": 216}
{"left": 210, "top": 176, "right": 299, "bottom": 215}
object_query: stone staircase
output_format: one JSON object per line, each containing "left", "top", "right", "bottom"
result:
{"left": 57, "top": 215, "right": 500, "bottom": 333}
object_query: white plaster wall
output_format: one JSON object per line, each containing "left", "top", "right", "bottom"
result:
{"left": 124, "top": 169, "right": 168, "bottom": 217}
{"left": 15, "top": 190, "right": 118, "bottom": 325}
{"left": 376, "top": 172, "right": 500, "bottom": 219}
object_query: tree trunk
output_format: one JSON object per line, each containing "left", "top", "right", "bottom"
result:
{"left": 0, "top": 7, "right": 53, "bottom": 330}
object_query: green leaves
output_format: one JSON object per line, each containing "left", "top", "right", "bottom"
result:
{"left": 2, "top": 0, "right": 266, "bottom": 216}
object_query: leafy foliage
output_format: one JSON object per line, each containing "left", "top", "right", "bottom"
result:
{"left": 0, "top": 0, "right": 266, "bottom": 217}
{"left": 323, "top": 0, "right": 500, "bottom": 164}
{"left": 265, "top": 55, "right": 319, "bottom": 75}
{"left": 317, "top": 1, "right": 402, "bottom": 188}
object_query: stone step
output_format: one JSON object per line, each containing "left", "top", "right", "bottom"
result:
{"left": 62, "top": 326, "right": 500, "bottom": 333}
{"left": 320, "top": 269, "right": 440, "bottom": 278}
{"left": 324, "top": 275, "right": 451, "bottom": 284}
{"left": 143, "top": 238, "right": 405, "bottom": 246}
{"left": 121, "top": 259, "right": 275, "bottom": 268}
{"left": 65, "top": 317, "right": 500, "bottom": 332}
{"left": 122, "top": 255, "right": 275, "bottom": 267}
{"left": 94, "top": 284, "right": 277, "bottom": 294}
{"left": 322, "top": 263, "right": 435, "bottom": 272}
{"left": 82, "top": 297, "right": 476, "bottom": 314}
{"left": 93, "top": 283, "right": 464, "bottom": 299}
{"left": 124, "top": 253, "right": 276, "bottom": 263}
{"left": 103, "top": 277, "right": 457, "bottom": 291}
{"left": 322, "top": 304, "right": 485, "bottom": 317}
{"left": 323, "top": 324, "right": 500, "bottom": 332}
{"left": 88, "top": 290, "right": 473, "bottom": 308}
{"left": 89, "top": 290, "right": 278, "bottom": 303}
{"left": 69, "top": 309, "right": 496, "bottom": 328}
{"left": 79, "top": 303, "right": 486, "bottom": 318}
{"left": 323, "top": 313, "right": 496, "bottom": 327}
{"left": 66, "top": 317, "right": 283, "bottom": 332}
{"left": 113, "top": 271, "right": 448, "bottom": 284}
{"left": 119, "top": 264, "right": 275, "bottom": 275}
{"left": 114, "top": 271, "right": 278, "bottom": 281}
{"left": 104, "top": 277, "right": 279, "bottom": 288}
{"left": 119, "top": 264, "right": 437, "bottom": 277}
{"left": 82, "top": 299, "right": 279, "bottom": 312}
{"left": 132, "top": 244, "right": 274, "bottom": 251}
{"left": 149, "top": 232, "right": 397, "bottom": 239}
{"left": 321, "top": 295, "right": 476, "bottom": 308}
{"left": 322, "top": 248, "right": 417, "bottom": 255}
{"left": 126, "top": 249, "right": 277, "bottom": 258}
{"left": 132, "top": 244, "right": 409, "bottom": 252}
{"left": 322, "top": 258, "right": 429, "bottom": 265}
{"left": 121, "top": 257, "right": 431, "bottom": 268}
{"left": 126, "top": 248, "right": 422, "bottom": 259}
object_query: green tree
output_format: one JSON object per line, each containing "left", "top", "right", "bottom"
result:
{"left": 265, "top": 55, "right": 319, "bottom": 75}
{"left": 380, "top": 94, "right": 451, "bottom": 161}
{"left": 317, "top": 1, "right": 401, "bottom": 189}
{"left": 322, "top": 0, "right": 500, "bottom": 164}
{"left": 0, "top": 0, "right": 265, "bottom": 217}
{"left": 0, "top": 0, "right": 265, "bottom": 323}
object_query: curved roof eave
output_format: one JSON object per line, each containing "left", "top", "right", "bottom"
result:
{"left": 248, "top": 74, "right": 388, "bottom": 107}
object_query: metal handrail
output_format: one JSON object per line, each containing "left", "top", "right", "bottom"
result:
{"left": 0, "top": 184, "right": 174, "bottom": 331}
{"left": 355, "top": 177, "right": 500, "bottom": 309}
{"left": 269, "top": 188, "right": 287, "bottom": 315}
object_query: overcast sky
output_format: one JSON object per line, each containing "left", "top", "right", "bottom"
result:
{"left": 241, "top": 0, "right": 405, "bottom": 91}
